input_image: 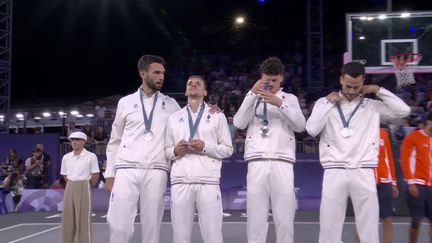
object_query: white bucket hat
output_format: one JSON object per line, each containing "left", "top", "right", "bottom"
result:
{"left": 68, "top": 131, "right": 87, "bottom": 141}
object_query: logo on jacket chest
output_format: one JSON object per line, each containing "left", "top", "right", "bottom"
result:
{"left": 178, "top": 114, "right": 211, "bottom": 124}
{"left": 161, "top": 101, "right": 166, "bottom": 110}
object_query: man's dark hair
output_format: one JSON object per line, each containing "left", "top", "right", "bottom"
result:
{"left": 427, "top": 112, "right": 432, "bottom": 122}
{"left": 341, "top": 62, "right": 365, "bottom": 78}
{"left": 259, "top": 57, "right": 285, "bottom": 76}
{"left": 137, "top": 55, "right": 166, "bottom": 71}
{"left": 188, "top": 75, "right": 207, "bottom": 90}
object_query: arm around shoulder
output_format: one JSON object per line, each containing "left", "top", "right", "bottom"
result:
{"left": 164, "top": 116, "right": 179, "bottom": 161}
{"left": 203, "top": 114, "right": 233, "bottom": 159}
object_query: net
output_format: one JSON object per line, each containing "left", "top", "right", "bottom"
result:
{"left": 390, "top": 52, "right": 422, "bottom": 86}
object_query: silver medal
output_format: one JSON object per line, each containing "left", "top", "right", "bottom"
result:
{"left": 144, "top": 130, "right": 154, "bottom": 141}
{"left": 260, "top": 125, "right": 270, "bottom": 136}
{"left": 340, "top": 127, "right": 353, "bottom": 138}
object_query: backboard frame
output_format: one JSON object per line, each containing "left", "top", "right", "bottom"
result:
{"left": 346, "top": 11, "right": 432, "bottom": 74}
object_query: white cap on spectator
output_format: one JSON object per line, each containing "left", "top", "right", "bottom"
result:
{"left": 69, "top": 131, "right": 87, "bottom": 141}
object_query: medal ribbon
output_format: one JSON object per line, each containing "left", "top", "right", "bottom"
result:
{"left": 254, "top": 99, "right": 269, "bottom": 126}
{"left": 187, "top": 103, "right": 206, "bottom": 142}
{"left": 336, "top": 98, "right": 363, "bottom": 128}
{"left": 139, "top": 90, "right": 158, "bottom": 134}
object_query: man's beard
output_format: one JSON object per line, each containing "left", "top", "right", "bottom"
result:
{"left": 145, "top": 77, "right": 160, "bottom": 91}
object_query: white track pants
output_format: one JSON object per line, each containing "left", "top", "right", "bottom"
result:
{"left": 171, "top": 184, "right": 223, "bottom": 243}
{"left": 319, "top": 168, "right": 379, "bottom": 243}
{"left": 107, "top": 169, "right": 167, "bottom": 243}
{"left": 247, "top": 161, "right": 296, "bottom": 243}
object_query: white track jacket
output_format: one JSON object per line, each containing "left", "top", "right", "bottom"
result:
{"left": 105, "top": 89, "right": 181, "bottom": 178}
{"left": 306, "top": 88, "right": 410, "bottom": 169}
{"left": 233, "top": 90, "right": 306, "bottom": 162}
{"left": 165, "top": 103, "right": 233, "bottom": 185}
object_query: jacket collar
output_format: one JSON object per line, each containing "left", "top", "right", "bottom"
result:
{"left": 338, "top": 91, "right": 363, "bottom": 104}
{"left": 135, "top": 87, "right": 165, "bottom": 99}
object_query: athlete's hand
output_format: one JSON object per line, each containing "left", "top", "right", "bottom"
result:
{"left": 255, "top": 89, "right": 283, "bottom": 107}
{"left": 326, "top": 92, "right": 341, "bottom": 104}
{"left": 408, "top": 184, "right": 419, "bottom": 198}
{"left": 392, "top": 185, "right": 399, "bottom": 198}
{"left": 361, "top": 85, "right": 380, "bottom": 95}
{"left": 104, "top": 178, "right": 114, "bottom": 192}
{"left": 174, "top": 139, "right": 189, "bottom": 156}
{"left": 251, "top": 79, "right": 266, "bottom": 95}
{"left": 190, "top": 139, "right": 205, "bottom": 152}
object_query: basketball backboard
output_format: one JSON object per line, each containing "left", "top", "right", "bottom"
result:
{"left": 345, "top": 11, "right": 432, "bottom": 74}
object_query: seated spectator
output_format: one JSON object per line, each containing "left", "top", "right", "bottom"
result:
{"left": 1, "top": 170, "right": 26, "bottom": 212}
{"left": 2, "top": 149, "right": 24, "bottom": 176}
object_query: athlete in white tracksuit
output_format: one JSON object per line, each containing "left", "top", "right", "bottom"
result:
{"left": 165, "top": 75, "right": 233, "bottom": 243}
{"left": 306, "top": 62, "right": 410, "bottom": 243}
{"left": 233, "top": 57, "right": 306, "bottom": 243}
{"left": 105, "top": 55, "right": 181, "bottom": 243}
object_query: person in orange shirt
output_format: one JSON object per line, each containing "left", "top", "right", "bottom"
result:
{"left": 401, "top": 113, "right": 432, "bottom": 243}
{"left": 356, "top": 127, "right": 399, "bottom": 243}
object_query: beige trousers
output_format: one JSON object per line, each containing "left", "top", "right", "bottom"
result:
{"left": 61, "top": 180, "right": 92, "bottom": 243}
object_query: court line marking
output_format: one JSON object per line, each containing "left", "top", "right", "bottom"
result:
{"left": 45, "top": 214, "right": 62, "bottom": 219}
{"left": 7, "top": 226, "right": 61, "bottom": 243}
{"left": 0, "top": 224, "right": 23, "bottom": 232}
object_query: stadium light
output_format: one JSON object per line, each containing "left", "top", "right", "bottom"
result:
{"left": 16, "top": 113, "right": 24, "bottom": 119}
{"left": 42, "top": 112, "right": 51, "bottom": 117}
{"left": 378, "top": 14, "right": 387, "bottom": 20}
{"left": 70, "top": 110, "right": 79, "bottom": 116}
{"left": 359, "top": 36, "right": 366, "bottom": 40}
{"left": 235, "top": 16, "right": 245, "bottom": 25}
{"left": 360, "top": 16, "right": 367, "bottom": 20}
{"left": 86, "top": 114, "right": 95, "bottom": 118}
{"left": 401, "top": 12, "right": 411, "bottom": 18}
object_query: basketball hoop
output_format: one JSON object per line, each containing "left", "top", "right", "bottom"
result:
{"left": 390, "top": 52, "right": 422, "bottom": 87}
